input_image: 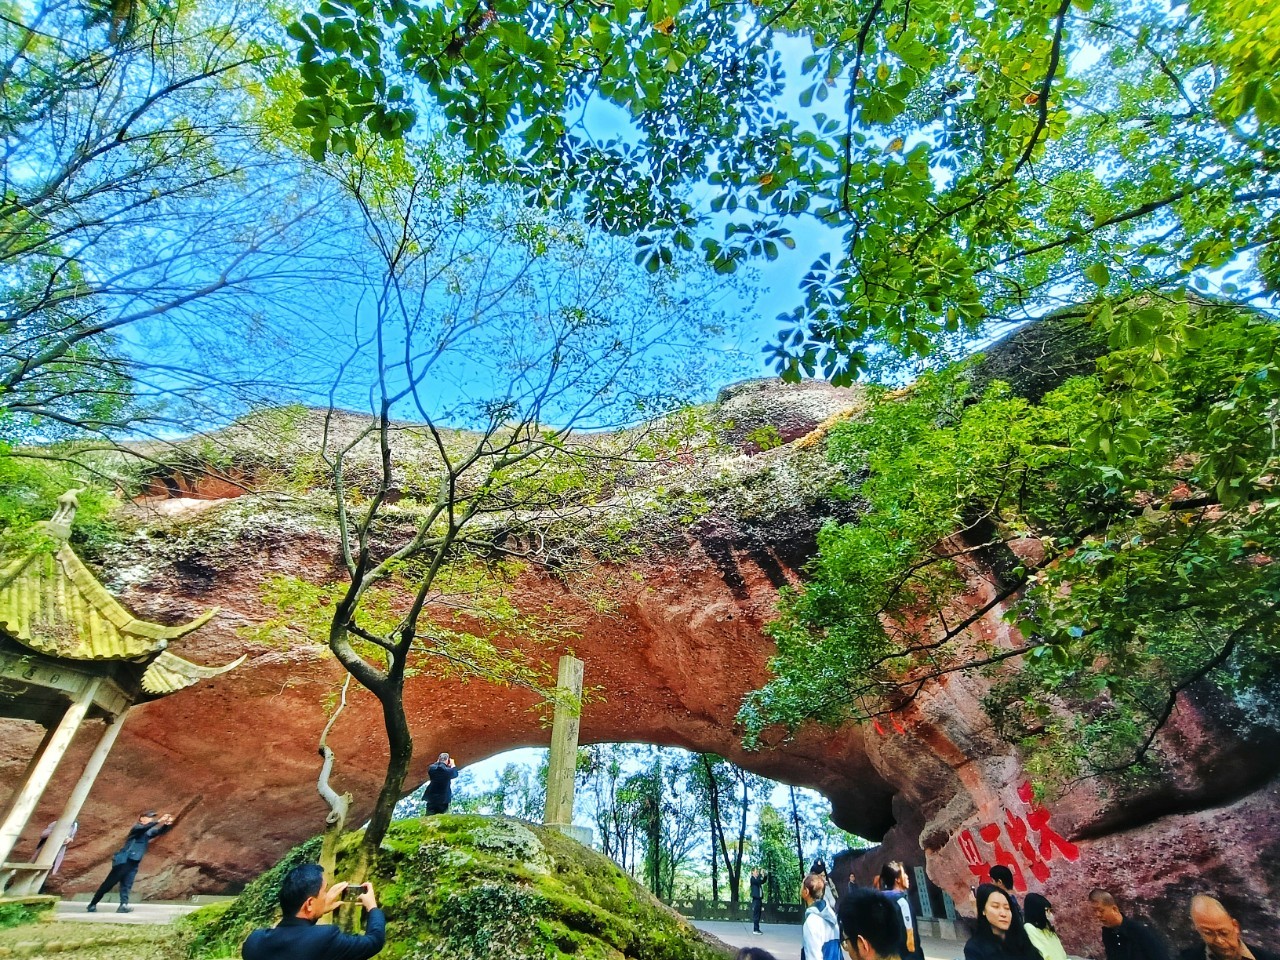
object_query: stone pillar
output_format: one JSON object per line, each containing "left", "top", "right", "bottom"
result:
{"left": 0, "top": 724, "right": 59, "bottom": 835}
{"left": 0, "top": 678, "right": 100, "bottom": 869}
{"left": 543, "top": 655, "right": 585, "bottom": 839}
{"left": 9, "top": 710, "right": 128, "bottom": 895}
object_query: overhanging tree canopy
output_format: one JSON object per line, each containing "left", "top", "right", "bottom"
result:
{"left": 288, "top": 0, "right": 1279, "bottom": 381}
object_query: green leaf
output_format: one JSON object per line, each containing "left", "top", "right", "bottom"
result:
{"left": 1085, "top": 262, "right": 1110, "bottom": 288}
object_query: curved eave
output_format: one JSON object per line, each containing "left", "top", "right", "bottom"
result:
{"left": 0, "top": 544, "right": 219, "bottom": 661}
{"left": 141, "top": 651, "right": 247, "bottom": 697}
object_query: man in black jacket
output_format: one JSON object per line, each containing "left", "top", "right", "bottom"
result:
{"left": 242, "top": 863, "right": 385, "bottom": 960}
{"left": 87, "top": 810, "right": 174, "bottom": 913}
{"left": 749, "top": 867, "right": 767, "bottom": 934}
{"left": 424, "top": 753, "right": 459, "bottom": 814}
{"left": 1180, "top": 895, "right": 1277, "bottom": 960}
{"left": 1089, "top": 889, "right": 1170, "bottom": 960}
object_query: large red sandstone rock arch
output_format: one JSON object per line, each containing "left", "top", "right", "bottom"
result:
{"left": 2, "top": 379, "right": 1278, "bottom": 953}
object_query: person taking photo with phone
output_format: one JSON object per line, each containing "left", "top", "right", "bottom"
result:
{"left": 242, "top": 863, "right": 385, "bottom": 960}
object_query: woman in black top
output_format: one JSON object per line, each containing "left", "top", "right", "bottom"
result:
{"left": 964, "top": 884, "right": 1043, "bottom": 960}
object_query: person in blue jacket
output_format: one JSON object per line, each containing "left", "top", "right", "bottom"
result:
{"left": 242, "top": 863, "right": 385, "bottom": 960}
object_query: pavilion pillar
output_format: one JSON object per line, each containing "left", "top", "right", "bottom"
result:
{"left": 8, "top": 709, "right": 129, "bottom": 895}
{"left": 0, "top": 678, "right": 100, "bottom": 869}
{"left": 543, "top": 655, "right": 586, "bottom": 841}
{"left": 0, "top": 724, "right": 59, "bottom": 837}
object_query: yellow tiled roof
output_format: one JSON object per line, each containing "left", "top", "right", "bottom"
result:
{"left": 0, "top": 540, "right": 216, "bottom": 662}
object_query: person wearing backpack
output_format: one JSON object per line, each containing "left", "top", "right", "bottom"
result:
{"left": 802, "top": 874, "right": 842, "bottom": 960}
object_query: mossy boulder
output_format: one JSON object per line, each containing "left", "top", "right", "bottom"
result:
{"left": 183, "top": 817, "right": 731, "bottom": 960}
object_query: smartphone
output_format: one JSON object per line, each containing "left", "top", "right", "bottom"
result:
{"left": 341, "top": 883, "right": 368, "bottom": 902}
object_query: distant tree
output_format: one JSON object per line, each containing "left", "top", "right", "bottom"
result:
{"left": 622, "top": 755, "right": 664, "bottom": 895}
{"left": 579, "top": 744, "right": 641, "bottom": 869}
{"left": 691, "top": 755, "right": 763, "bottom": 905}
{"left": 449, "top": 760, "right": 546, "bottom": 819}
{"left": 756, "top": 803, "right": 799, "bottom": 905}
{"left": 658, "top": 753, "right": 703, "bottom": 899}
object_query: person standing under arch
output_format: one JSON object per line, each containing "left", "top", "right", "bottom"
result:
{"left": 424, "top": 753, "right": 459, "bottom": 814}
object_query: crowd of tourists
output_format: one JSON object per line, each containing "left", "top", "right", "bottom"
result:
{"left": 738, "top": 861, "right": 1271, "bottom": 960}
{"left": 83, "top": 784, "right": 1268, "bottom": 960}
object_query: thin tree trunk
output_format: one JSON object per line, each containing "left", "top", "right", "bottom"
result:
{"left": 317, "top": 678, "right": 352, "bottom": 928}
{"left": 729, "top": 772, "right": 748, "bottom": 906}
{"left": 710, "top": 815, "right": 719, "bottom": 903}
{"left": 789, "top": 786, "right": 806, "bottom": 884}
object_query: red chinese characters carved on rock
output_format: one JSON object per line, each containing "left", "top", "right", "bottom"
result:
{"left": 955, "top": 781, "right": 1081, "bottom": 891}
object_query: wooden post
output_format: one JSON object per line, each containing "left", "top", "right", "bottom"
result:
{"left": 543, "top": 655, "right": 584, "bottom": 830}
{"left": 8, "top": 710, "right": 128, "bottom": 895}
{"left": 0, "top": 678, "right": 99, "bottom": 868}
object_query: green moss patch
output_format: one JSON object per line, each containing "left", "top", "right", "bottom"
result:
{"left": 0, "top": 898, "right": 53, "bottom": 930}
{"left": 185, "top": 817, "right": 730, "bottom": 960}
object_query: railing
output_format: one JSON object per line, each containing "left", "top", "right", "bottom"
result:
{"left": 662, "top": 899, "right": 805, "bottom": 924}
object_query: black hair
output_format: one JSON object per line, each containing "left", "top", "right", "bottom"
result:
{"left": 736, "top": 949, "right": 780, "bottom": 960}
{"left": 1024, "top": 893, "right": 1054, "bottom": 932}
{"left": 838, "top": 888, "right": 905, "bottom": 960}
{"left": 279, "top": 863, "right": 325, "bottom": 917}
{"left": 879, "top": 862, "right": 904, "bottom": 890}
{"left": 974, "top": 885, "right": 1040, "bottom": 959}
{"left": 989, "top": 866, "right": 1014, "bottom": 889}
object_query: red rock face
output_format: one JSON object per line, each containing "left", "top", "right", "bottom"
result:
{"left": 2, "top": 383, "right": 1277, "bottom": 956}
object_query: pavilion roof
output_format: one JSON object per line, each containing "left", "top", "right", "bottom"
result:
{"left": 0, "top": 490, "right": 241, "bottom": 697}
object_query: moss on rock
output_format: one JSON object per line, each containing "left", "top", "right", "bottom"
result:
{"left": 183, "top": 817, "right": 729, "bottom": 960}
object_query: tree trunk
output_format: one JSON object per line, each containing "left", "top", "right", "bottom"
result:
{"left": 710, "top": 816, "right": 719, "bottom": 903}
{"left": 790, "top": 786, "right": 806, "bottom": 884}
{"left": 358, "top": 683, "right": 413, "bottom": 863}
{"left": 728, "top": 772, "right": 749, "bottom": 905}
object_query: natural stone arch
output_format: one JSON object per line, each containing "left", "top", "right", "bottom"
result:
{"left": 0, "top": 377, "right": 1277, "bottom": 954}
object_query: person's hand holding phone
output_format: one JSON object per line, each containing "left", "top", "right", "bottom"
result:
{"left": 339, "top": 881, "right": 377, "bottom": 911}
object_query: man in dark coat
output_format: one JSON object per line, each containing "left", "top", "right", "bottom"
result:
{"left": 1180, "top": 895, "right": 1277, "bottom": 960}
{"left": 750, "top": 867, "right": 767, "bottom": 934}
{"left": 242, "top": 863, "right": 384, "bottom": 960}
{"left": 87, "top": 810, "right": 174, "bottom": 912}
{"left": 424, "top": 752, "right": 459, "bottom": 814}
{"left": 1089, "top": 889, "right": 1170, "bottom": 960}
